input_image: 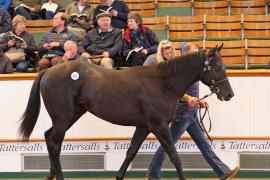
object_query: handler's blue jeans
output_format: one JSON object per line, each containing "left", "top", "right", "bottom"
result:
{"left": 146, "top": 112, "right": 230, "bottom": 180}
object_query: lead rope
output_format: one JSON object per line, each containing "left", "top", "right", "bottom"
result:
{"left": 198, "top": 106, "right": 213, "bottom": 141}
{"left": 197, "top": 92, "right": 214, "bottom": 142}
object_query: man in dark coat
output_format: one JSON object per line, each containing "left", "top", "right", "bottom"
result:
{"left": 79, "top": 12, "right": 122, "bottom": 69}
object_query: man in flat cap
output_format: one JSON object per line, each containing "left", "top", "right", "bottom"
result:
{"left": 79, "top": 12, "right": 122, "bottom": 69}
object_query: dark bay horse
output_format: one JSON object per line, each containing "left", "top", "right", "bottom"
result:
{"left": 19, "top": 45, "right": 233, "bottom": 180}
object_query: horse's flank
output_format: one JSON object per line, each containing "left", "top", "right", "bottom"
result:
{"left": 39, "top": 51, "right": 204, "bottom": 128}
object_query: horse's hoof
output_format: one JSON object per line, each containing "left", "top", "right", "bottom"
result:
{"left": 44, "top": 174, "right": 55, "bottom": 180}
{"left": 55, "top": 175, "right": 65, "bottom": 180}
{"left": 44, "top": 177, "right": 52, "bottom": 180}
{"left": 115, "top": 175, "right": 123, "bottom": 180}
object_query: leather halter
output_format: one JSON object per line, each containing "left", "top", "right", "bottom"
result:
{"left": 200, "top": 58, "right": 229, "bottom": 100}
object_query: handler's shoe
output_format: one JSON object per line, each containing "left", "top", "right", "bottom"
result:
{"left": 146, "top": 175, "right": 160, "bottom": 180}
{"left": 222, "top": 166, "right": 240, "bottom": 180}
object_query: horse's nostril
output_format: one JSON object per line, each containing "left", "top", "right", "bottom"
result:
{"left": 225, "top": 93, "right": 234, "bottom": 100}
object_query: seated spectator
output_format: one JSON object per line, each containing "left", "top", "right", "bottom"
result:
{"left": 40, "top": 0, "right": 59, "bottom": 20}
{"left": 0, "top": 0, "right": 11, "bottom": 11}
{"left": 122, "top": 13, "right": 159, "bottom": 67}
{"left": 79, "top": 12, "right": 122, "bottom": 69}
{"left": 0, "top": 48, "right": 12, "bottom": 73}
{"left": 0, "top": 9, "right": 12, "bottom": 34}
{"left": 93, "top": 0, "right": 129, "bottom": 29}
{"left": 65, "top": 0, "right": 94, "bottom": 39}
{"left": 58, "top": 40, "right": 88, "bottom": 63}
{"left": 38, "top": 12, "right": 80, "bottom": 70}
{"left": 143, "top": 40, "right": 175, "bottom": 66}
{"left": 53, "top": 0, "right": 66, "bottom": 11}
{"left": 13, "top": 0, "right": 42, "bottom": 20}
{"left": 0, "top": 15, "right": 37, "bottom": 72}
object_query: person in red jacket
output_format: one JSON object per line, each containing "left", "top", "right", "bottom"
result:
{"left": 122, "top": 13, "right": 159, "bottom": 67}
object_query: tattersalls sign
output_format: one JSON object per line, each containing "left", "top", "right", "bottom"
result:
{"left": 0, "top": 139, "right": 270, "bottom": 154}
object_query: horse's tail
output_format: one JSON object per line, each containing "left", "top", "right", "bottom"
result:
{"left": 19, "top": 69, "right": 48, "bottom": 142}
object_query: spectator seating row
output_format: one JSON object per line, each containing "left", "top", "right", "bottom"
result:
{"left": 193, "top": 0, "right": 267, "bottom": 16}
{"left": 87, "top": 0, "right": 269, "bottom": 17}
{"left": 141, "top": 14, "right": 270, "bottom": 68}
{"left": 24, "top": 15, "right": 270, "bottom": 69}
{"left": 90, "top": 0, "right": 156, "bottom": 16}
{"left": 140, "top": 14, "right": 270, "bottom": 41}
{"left": 172, "top": 39, "right": 270, "bottom": 69}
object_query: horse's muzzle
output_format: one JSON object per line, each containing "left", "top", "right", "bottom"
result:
{"left": 224, "top": 92, "right": 234, "bottom": 101}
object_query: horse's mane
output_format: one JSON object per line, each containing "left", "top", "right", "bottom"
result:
{"left": 141, "top": 50, "right": 206, "bottom": 78}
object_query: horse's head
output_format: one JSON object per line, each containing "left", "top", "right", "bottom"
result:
{"left": 200, "top": 44, "right": 234, "bottom": 101}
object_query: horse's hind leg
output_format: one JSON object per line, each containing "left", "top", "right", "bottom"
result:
{"left": 44, "top": 107, "right": 86, "bottom": 180}
{"left": 116, "top": 127, "right": 149, "bottom": 180}
{"left": 44, "top": 127, "right": 58, "bottom": 180}
{"left": 44, "top": 126, "right": 65, "bottom": 180}
{"left": 153, "top": 127, "right": 186, "bottom": 180}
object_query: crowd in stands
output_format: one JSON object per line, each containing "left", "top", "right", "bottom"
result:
{"left": 0, "top": 0, "right": 188, "bottom": 73}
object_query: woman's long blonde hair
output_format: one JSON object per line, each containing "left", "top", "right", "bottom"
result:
{"left": 156, "top": 40, "right": 176, "bottom": 63}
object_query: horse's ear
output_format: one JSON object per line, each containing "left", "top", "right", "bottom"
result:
{"left": 216, "top": 43, "right": 224, "bottom": 52}
{"left": 208, "top": 47, "right": 216, "bottom": 59}
{"left": 208, "top": 44, "right": 223, "bottom": 59}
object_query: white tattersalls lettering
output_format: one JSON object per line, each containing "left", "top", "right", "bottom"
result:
{"left": 61, "top": 142, "right": 100, "bottom": 151}
{"left": 0, "top": 143, "right": 43, "bottom": 152}
{"left": 228, "top": 141, "right": 270, "bottom": 150}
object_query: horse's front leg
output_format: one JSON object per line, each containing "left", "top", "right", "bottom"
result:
{"left": 153, "top": 126, "right": 186, "bottom": 180}
{"left": 116, "top": 127, "right": 149, "bottom": 180}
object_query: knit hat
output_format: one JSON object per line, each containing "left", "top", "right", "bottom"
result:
{"left": 128, "top": 13, "right": 143, "bottom": 24}
{"left": 96, "top": 12, "right": 112, "bottom": 20}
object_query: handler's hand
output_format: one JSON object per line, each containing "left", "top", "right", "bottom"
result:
{"left": 199, "top": 100, "right": 209, "bottom": 108}
{"left": 187, "top": 96, "right": 198, "bottom": 107}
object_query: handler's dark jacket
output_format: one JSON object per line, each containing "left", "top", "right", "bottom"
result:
{"left": 39, "top": 27, "right": 79, "bottom": 57}
{"left": 176, "top": 82, "right": 199, "bottom": 114}
{"left": 79, "top": 27, "right": 122, "bottom": 59}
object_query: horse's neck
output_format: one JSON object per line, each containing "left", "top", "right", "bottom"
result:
{"left": 164, "top": 53, "right": 203, "bottom": 98}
